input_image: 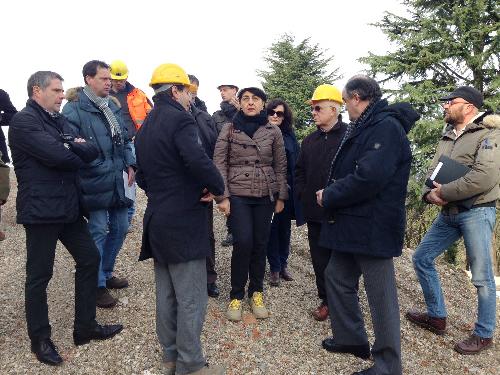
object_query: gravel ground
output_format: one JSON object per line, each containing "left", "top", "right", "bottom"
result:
{"left": 0, "top": 182, "right": 499, "bottom": 375}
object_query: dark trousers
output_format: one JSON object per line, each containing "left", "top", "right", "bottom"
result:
{"left": 24, "top": 217, "right": 100, "bottom": 342}
{"left": 325, "top": 251, "right": 402, "bottom": 375}
{"left": 307, "top": 221, "right": 331, "bottom": 304}
{"left": 0, "top": 134, "right": 10, "bottom": 163}
{"left": 206, "top": 202, "right": 217, "bottom": 284}
{"left": 266, "top": 202, "right": 291, "bottom": 273}
{"left": 230, "top": 196, "right": 274, "bottom": 300}
{"left": 225, "top": 215, "right": 232, "bottom": 234}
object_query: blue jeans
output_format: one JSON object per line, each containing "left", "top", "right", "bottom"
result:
{"left": 412, "top": 207, "right": 497, "bottom": 338}
{"left": 88, "top": 207, "right": 129, "bottom": 288}
{"left": 127, "top": 196, "right": 136, "bottom": 225}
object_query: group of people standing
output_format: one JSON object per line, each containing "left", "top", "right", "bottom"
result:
{"left": 0, "top": 57, "right": 498, "bottom": 375}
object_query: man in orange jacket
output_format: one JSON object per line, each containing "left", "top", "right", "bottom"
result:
{"left": 110, "top": 60, "right": 152, "bottom": 227}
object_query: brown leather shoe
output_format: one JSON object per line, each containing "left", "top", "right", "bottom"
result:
{"left": 405, "top": 310, "right": 446, "bottom": 335}
{"left": 0, "top": 230, "right": 5, "bottom": 241}
{"left": 454, "top": 334, "right": 493, "bottom": 355}
{"left": 269, "top": 272, "right": 280, "bottom": 287}
{"left": 312, "top": 303, "right": 329, "bottom": 321}
{"left": 96, "top": 287, "right": 117, "bottom": 308}
{"left": 280, "top": 268, "right": 294, "bottom": 281}
{"left": 106, "top": 276, "right": 129, "bottom": 289}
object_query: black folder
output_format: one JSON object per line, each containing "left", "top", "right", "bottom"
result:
{"left": 425, "top": 155, "right": 478, "bottom": 209}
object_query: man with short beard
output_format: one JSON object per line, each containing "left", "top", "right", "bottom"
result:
{"left": 407, "top": 86, "right": 499, "bottom": 355}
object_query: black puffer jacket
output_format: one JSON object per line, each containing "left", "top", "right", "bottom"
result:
{"left": 9, "top": 99, "right": 98, "bottom": 224}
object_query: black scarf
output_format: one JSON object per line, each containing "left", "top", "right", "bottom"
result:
{"left": 220, "top": 101, "right": 238, "bottom": 121}
{"left": 232, "top": 109, "right": 268, "bottom": 138}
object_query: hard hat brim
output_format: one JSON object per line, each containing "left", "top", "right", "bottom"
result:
{"left": 111, "top": 73, "right": 128, "bottom": 80}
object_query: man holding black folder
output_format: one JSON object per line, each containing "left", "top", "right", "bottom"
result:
{"left": 407, "top": 86, "right": 500, "bottom": 355}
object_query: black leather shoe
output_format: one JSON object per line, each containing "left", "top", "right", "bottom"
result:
{"left": 73, "top": 324, "right": 123, "bottom": 346}
{"left": 322, "top": 337, "right": 371, "bottom": 359}
{"left": 31, "top": 338, "right": 63, "bottom": 366}
{"left": 207, "top": 282, "right": 220, "bottom": 298}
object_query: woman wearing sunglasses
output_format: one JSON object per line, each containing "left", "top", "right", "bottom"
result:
{"left": 213, "top": 87, "right": 288, "bottom": 322}
{"left": 265, "top": 99, "right": 305, "bottom": 287}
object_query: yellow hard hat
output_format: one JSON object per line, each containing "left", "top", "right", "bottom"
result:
{"left": 110, "top": 60, "right": 129, "bottom": 80}
{"left": 149, "top": 63, "right": 192, "bottom": 88}
{"left": 309, "top": 84, "right": 342, "bottom": 104}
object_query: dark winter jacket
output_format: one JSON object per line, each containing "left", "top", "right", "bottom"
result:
{"left": 112, "top": 81, "right": 153, "bottom": 139}
{"left": 319, "top": 100, "right": 420, "bottom": 258}
{"left": 8, "top": 99, "right": 98, "bottom": 224}
{"left": 135, "top": 93, "right": 224, "bottom": 265}
{"left": 213, "top": 121, "right": 288, "bottom": 201}
{"left": 212, "top": 101, "right": 238, "bottom": 134}
{"left": 0, "top": 89, "right": 17, "bottom": 128}
{"left": 191, "top": 104, "right": 218, "bottom": 158}
{"left": 0, "top": 89, "right": 17, "bottom": 163}
{"left": 295, "top": 120, "right": 347, "bottom": 222}
{"left": 282, "top": 130, "right": 305, "bottom": 226}
{"left": 62, "top": 87, "right": 136, "bottom": 212}
{"left": 193, "top": 97, "right": 208, "bottom": 113}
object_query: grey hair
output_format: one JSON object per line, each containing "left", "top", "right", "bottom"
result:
{"left": 331, "top": 101, "right": 341, "bottom": 113}
{"left": 27, "top": 71, "right": 63, "bottom": 98}
{"left": 344, "top": 75, "right": 382, "bottom": 102}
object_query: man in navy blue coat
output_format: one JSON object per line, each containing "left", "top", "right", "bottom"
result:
{"left": 134, "top": 63, "right": 225, "bottom": 375}
{"left": 316, "top": 75, "right": 420, "bottom": 375}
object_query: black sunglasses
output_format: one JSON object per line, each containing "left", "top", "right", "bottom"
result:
{"left": 312, "top": 105, "right": 334, "bottom": 112}
{"left": 267, "top": 109, "right": 285, "bottom": 118}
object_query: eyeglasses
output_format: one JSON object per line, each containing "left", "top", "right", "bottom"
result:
{"left": 312, "top": 105, "right": 334, "bottom": 112}
{"left": 267, "top": 109, "right": 284, "bottom": 118}
{"left": 441, "top": 99, "right": 470, "bottom": 107}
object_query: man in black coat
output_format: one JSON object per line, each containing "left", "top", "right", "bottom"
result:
{"left": 316, "top": 76, "right": 420, "bottom": 375}
{"left": 0, "top": 88, "right": 17, "bottom": 163}
{"left": 9, "top": 71, "right": 123, "bottom": 366}
{"left": 189, "top": 74, "right": 221, "bottom": 298}
{"left": 295, "top": 84, "right": 347, "bottom": 322}
{"left": 134, "top": 63, "right": 225, "bottom": 375}
{"left": 212, "top": 83, "right": 239, "bottom": 248}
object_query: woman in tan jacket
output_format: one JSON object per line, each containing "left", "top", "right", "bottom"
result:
{"left": 214, "top": 87, "right": 287, "bottom": 322}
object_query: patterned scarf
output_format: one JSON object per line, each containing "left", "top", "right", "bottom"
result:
{"left": 83, "top": 85, "right": 122, "bottom": 144}
{"left": 325, "top": 100, "right": 378, "bottom": 185}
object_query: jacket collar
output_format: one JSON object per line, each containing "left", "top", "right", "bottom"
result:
{"left": 153, "top": 92, "right": 187, "bottom": 112}
{"left": 26, "top": 99, "right": 64, "bottom": 131}
{"left": 66, "top": 87, "right": 121, "bottom": 113}
{"left": 442, "top": 111, "right": 498, "bottom": 140}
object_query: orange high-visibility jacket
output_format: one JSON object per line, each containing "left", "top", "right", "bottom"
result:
{"left": 127, "top": 88, "right": 152, "bottom": 130}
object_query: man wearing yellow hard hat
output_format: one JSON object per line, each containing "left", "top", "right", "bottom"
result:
{"left": 110, "top": 60, "right": 153, "bottom": 230}
{"left": 295, "top": 84, "right": 347, "bottom": 322}
{"left": 134, "top": 63, "right": 225, "bottom": 375}
{"left": 110, "top": 60, "right": 152, "bottom": 139}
